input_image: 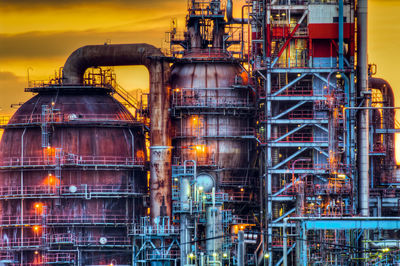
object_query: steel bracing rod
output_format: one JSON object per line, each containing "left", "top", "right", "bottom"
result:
{"left": 276, "top": 243, "right": 295, "bottom": 266}
{"left": 313, "top": 73, "right": 338, "bottom": 90}
{"left": 272, "top": 124, "right": 308, "bottom": 142}
{"left": 312, "top": 146, "right": 329, "bottom": 158}
{"left": 272, "top": 147, "right": 308, "bottom": 170}
{"left": 271, "top": 101, "right": 307, "bottom": 120}
{"left": 272, "top": 208, "right": 295, "bottom": 224}
{"left": 313, "top": 124, "right": 328, "bottom": 133}
{"left": 271, "top": 74, "right": 307, "bottom": 97}
{"left": 271, "top": 10, "right": 309, "bottom": 68}
{"left": 272, "top": 182, "right": 293, "bottom": 197}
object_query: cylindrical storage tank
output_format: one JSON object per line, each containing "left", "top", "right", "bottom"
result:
{"left": 170, "top": 56, "right": 257, "bottom": 221}
{"left": 0, "top": 85, "right": 147, "bottom": 265}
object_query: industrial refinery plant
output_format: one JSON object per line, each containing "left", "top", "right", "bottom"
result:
{"left": 0, "top": 0, "right": 400, "bottom": 265}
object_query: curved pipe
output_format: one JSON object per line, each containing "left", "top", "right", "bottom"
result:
{"left": 226, "top": 0, "right": 248, "bottom": 24}
{"left": 369, "top": 77, "right": 396, "bottom": 169}
{"left": 62, "top": 43, "right": 172, "bottom": 219}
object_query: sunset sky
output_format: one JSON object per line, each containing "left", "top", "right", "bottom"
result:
{"left": 0, "top": 0, "right": 399, "bottom": 115}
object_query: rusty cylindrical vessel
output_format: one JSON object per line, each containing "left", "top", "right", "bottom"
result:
{"left": 170, "top": 55, "right": 258, "bottom": 212}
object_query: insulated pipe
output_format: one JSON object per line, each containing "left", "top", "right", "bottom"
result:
{"left": 357, "top": 0, "right": 369, "bottom": 217}
{"left": 369, "top": 77, "right": 396, "bottom": 169}
{"left": 226, "top": 0, "right": 248, "bottom": 24}
{"left": 62, "top": 43, "right": 172, "bottom": 219}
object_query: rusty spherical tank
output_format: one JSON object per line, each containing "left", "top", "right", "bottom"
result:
{"left": 171, "top": 59, "right": 257, "bottom": 205}
{"left": 0, "top": 86, "right": 147, "bottom": 265}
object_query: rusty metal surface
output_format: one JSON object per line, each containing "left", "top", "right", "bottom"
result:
{"left": 171, "top": 61, "right": 256, "bottom": 201}
{"left": 61, "top": 43, "right": 172, "bottom": 219}
{"left": 0, "top": 90, "right": 146, "bottom": 265}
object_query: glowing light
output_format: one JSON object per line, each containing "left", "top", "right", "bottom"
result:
{"left": 382, "top": 248, "right": 390, "bottom": 253}
{"left": 33, "top": 226, "right": 39, "bottom": 231}
{"left": 174, "top": 178, "right": 178, "bottom": 181}
{"left": 34, "top": 251, "right": 39, "bottom": 255}
{"left": 240, "top": 188, "right": 244, "bottom": 192}
{"left": 223, "top": 253, "right": 228, "bottom": 258}
{"left": 212, "top": 252, "right": 217, "bottom": 257}
{"left": 34, "top": 202, "right": 44, "bottom": 214}
{"left": 188, "top": 253, "right": 194, "bottom": 259}
{"left": 264, "top": 253, "right": 270, "bottom": 259}
{"left": 198, "top": 186, "right": 204, "bottom": 191}
{"left": 51, "top": 102, "right": 55, "bottom": 106}
{"left": 337, "top": 173, "right": 346, "bottom": 179}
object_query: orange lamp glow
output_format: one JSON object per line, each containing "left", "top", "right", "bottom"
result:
{"left": 33, "top": 226, "right": 40, "bottom": 232}
{"left": 34, "top": 202, "right": 44, "bottom": 214}
{"left": 43, "top": 174, "right": 60, "bottom": 186}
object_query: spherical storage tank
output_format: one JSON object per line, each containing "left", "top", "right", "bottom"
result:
{"left": 0, "top": 84, "right": 147, "bottom": 265}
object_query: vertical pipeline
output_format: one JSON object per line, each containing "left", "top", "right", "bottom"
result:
{"left": 357, "top": 0, "right": 369, "bottom": 217}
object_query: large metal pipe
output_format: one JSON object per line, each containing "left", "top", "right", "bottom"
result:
{"left": 369, "top": 77, "right": 396, "bottom": 169}
{"left": 62, "top": 43, "right": 172, "bottom": 219}
{"left": 226, "top": 0, "right": 248, "bottom": 24}
{"left": 357, "top": 0, "right": 369, "bottom": 217}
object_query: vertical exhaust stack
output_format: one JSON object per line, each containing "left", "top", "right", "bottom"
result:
{"left": 63, "top": 43, "right": 172, "bottom": 219}
{"left": 357, "top": 0, "right": 369, "bottom": 217}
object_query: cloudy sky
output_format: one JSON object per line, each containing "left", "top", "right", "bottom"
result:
{"left": 0, "top": 0, "right": 399, "bottom": 115}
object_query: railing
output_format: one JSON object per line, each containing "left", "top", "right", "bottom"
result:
{"left": 0, "top": 238, "right": 41, "bottom": 249}
{"left": 146, "top": 250, "right": 180, "bottom": 260}
{"left": 286, "top": 161, "right": 329, "bottom": 170}
{"left": 271, "top": 86, "right": 313, "bottom": 97}
{"left": 0, "top": 155, "right": 145, "bottom": 168}
{"left": 76, "top": 236, "right": 131, "bottom": 246}
{"left": 272, "top": 132, "right": 328, "bottom": 143}
{"left": 220, "top": 176, "right": 259, "bottom": 187}
{"left": 172, "top": 88, "right": 253, "bottom": 109}
{"left": 48, "top": 233, "right": 75, "bottom": 245}
{"left": 62, "top": 155, "right": 145, "bottom": 166}
{"left": 0, "top": 113, "right": 141, "bottom": 128}
{"left": 288, "top": 110, "right": 315, "bottom": 120}
{"left": 45, "top": 253, "right": 76, "bottom": 263}
{"left": 225, "top": 192, "right": 253, "bottom": 202}
{"left": 232, "top": 215, "right": 256, "bottom": 225}
{"left": 301, "top": 205, "right": 354, "bottom": 217}
{"left": 370, "top": 188, "right": 400, "bottom": 198}
{"left": 130, "top": 220, "right": 179, "bottom": 236}
{"left": 0, "top": 215, "right": 41, "bottom": 226}
{"left": 0, "top": 252, "right": 15, "bottom": 261}
{"left": 174, "top": 128, "right": 255, "bottom": 138}
{"left": 272, "top": 236, "right": 295, "bottom": 248}
{"left": 46, "top": 214, "right": 128, "bottom": 224}
{"left": 188, "top": 0, "right": 225, "bottom": 16}
{"left": 306, "top": 183, "right": 352, "bottom": 195}
{"left": 0, "top": 184, "right": 142, "bottom": 199}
